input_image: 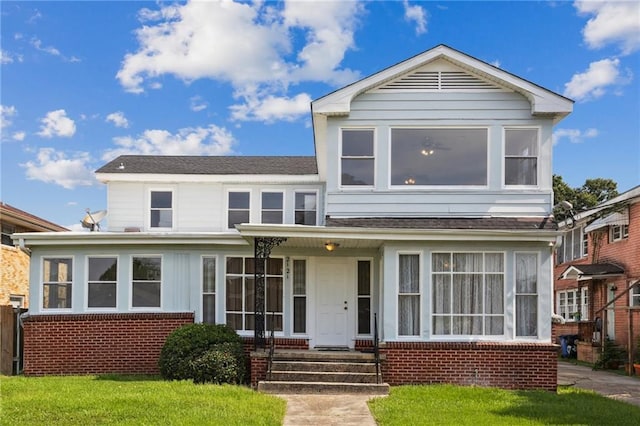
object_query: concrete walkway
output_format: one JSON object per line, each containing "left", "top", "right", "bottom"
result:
{"left": 558, "top": 361, "right": 640, "bottom": 407}
{"left": 277, "top": 394, "right": 383, "bottom": 426}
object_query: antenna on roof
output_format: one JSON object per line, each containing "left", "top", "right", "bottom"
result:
{"left": 81, "top": 209, "right": 107, "bottom": 232}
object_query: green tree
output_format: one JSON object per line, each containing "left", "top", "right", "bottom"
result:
{"left": 553, "top": 175, "right": 618, "bottom": 219}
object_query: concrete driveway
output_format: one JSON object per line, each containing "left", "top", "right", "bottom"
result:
{"left": 558, "top": 361, "right": 640, "bottom": 407}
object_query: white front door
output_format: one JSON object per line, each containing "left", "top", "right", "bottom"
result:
{"left": 315, "top": 258, "right": 352, "bottom": 347}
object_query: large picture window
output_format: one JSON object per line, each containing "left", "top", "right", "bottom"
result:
{"left": 341, "top": 129, "right": 374, "bottom": 186}
{"left": 505, "top": 128, "right": 538, "bottom": 186}
{"left": 87, "top": 257, "right": 117, "bottom": 308}
{"left": 132, "top": 256, "right": 161, "bottom": 308}
{"left": 391, "top": 128, "right": 487, "bottom": 186}
{"left": 398, "top": 254, "right": 420, "bottom": 336}
{"left": 150, "top": 190, "right": 173, "bottom": 228}
{"left": 432, "top": 252, "right": 504, "bottom": 336}
{"left": 42, "top": 257, "right": 72, "bottom": 309}
{"left": 228, "top": 191, "right": 250, "bottom": 229}
{"left": 202, "top": 257, "right": 216, "bottom": 324}
{"left": 225, "top": 257, "right": 283, "bottom": 332}
{"left": 515, "top": 253, "right": 538, "bottom": 337}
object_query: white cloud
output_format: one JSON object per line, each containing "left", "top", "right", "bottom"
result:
{"left": 1, "top": 105, "right": 17, "bottom": 128}
{"left": 553, "top": 128, "right": 599, "bottom": 145}
{"left": 563, "top": 58, "right": 628, "bottom": 101}
{"left": 105, "top": 111, "right": 130, "bottom": 128}
{"left": 30, "top": 37, "right": 61, "bottom": 56}
{"left": 190, "top": 96, "right": 208, "bottom": 112}
{"left": 1, "top": 49, "right": 14, "bottom": 64}
{"left": 575, "top": 1, "right": 640, "bottom": 54}
{"left": 403, "top": 0, "right": 428, "bottom": 35}
{"left": 230, "top": 93, "right": 311, "bottom": 122}
{"left": 490, "top": 59, "right": 501, "bottom": 68}
{"left": 116, "top": 0, "right": 361, "bottom": 122}
{"left": 21, "top": 148, "right": 96, "bottom": 189}
{"left": 102, "top": 124, "right": 236, "bottom": 161}
{"left": 37, "top": 109, "right": 76, "bottom": 138}
{"left": 13, "top": 131, "right": 26, "bottom": 141}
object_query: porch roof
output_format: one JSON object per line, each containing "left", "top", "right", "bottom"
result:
{"left": 559, "top": 263, "right": 625, "bottom": 281}
{"left": 325, "top": 216, "right": 557, "bottom": 231}
{"left": 584, "top": 211, "right": 629, "bottom": 233}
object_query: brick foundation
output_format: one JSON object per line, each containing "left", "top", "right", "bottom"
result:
{"left": 22, "top": 312, "right": 194, "bottom": 375}
{"left": 379, "top": 341, "right": 559, "bottom": 391}
{"left": 247, "top": 338, "right": 308, "bottom": 387}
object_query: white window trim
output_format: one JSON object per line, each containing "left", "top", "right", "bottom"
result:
{"left": 293, "top": 189, "right": 319, "bottom": 226}
{"left": 201, "top": 255, "right": 217, "bottom": 324}
{"left": 85, "top": 255, "right": 119, "bottom": 311}
{"left": 388, "top": 126, "right": 490, "bottom": 189}
{"left": 557, "top": 289, "right": 580, "bottom": 322}
{"left": 430, "top": 251, "right": 506, "bottom": 341}
{"left": 148, "top": 188, "right": 175, "bottom": 231}
{"left": 502, "top": 126, "right": 540, "bottom": 189}
{"left": 339, "top": 127, "right": 376, "bottom": 189}
{"left": 630, "top": 283, "right": 640, "bottom": 308}
{"left": 610, "top": 224, "right": 629, "bottom": 242}
{"left": 41, "top": 255, "right": 74, "bottom": 312}
{"left": 290, "top": 257, "right": 309, "bottom": 337}
{"left": 356, "top": 257, "right": 374, "bottom": 338}
{"left": 226, "top": 189, "right": 252, "bottom": 230}
{"left": 259, "top": 189, "right": 285, "bottom": 225}
{"left": 558, "top": 226, "right": 586, "bottom": 265}
{"left": 514, "top": 251, "right": 539, "bottom": 339}
{"left": 129, "top": 254, "right": 163, "bottom": 311}
{"left": 397, "top": 251, "right": 422, "bottom": 339}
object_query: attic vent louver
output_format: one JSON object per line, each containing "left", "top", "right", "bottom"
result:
{"left": 379, "top": 70, "right": 502, "bottom": 91}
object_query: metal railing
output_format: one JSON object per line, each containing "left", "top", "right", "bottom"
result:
{"left": 374, "top": 312, "right": 380, "bottom": 384}
{"left": 266, "top": 312, "right": 276, "bottom": 381}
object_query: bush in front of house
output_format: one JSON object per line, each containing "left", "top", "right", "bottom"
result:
{"left": 158, "top": 323, "right": 246, "bottom": 384}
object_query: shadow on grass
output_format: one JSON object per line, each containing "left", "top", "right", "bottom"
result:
{"left": 494, "top": 387, "right": 640, "bottom": 425}
{"left": 94, "top": 374, "right": 163, "bottom": 382}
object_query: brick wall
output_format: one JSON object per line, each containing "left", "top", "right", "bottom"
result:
{"left": 22, "top": 312, "right": 194, "bottom": 375}
{"left": 0, "top": 245, "right": 30, "bottom": 307}
{"left": 246, "top": 338, "right": 308, "bottom": 387}
{"left": 379, "top": 342, "right": 558, "bottom": 391}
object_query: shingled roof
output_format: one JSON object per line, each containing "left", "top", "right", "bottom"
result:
{"left": 325, "top": 216, "right": 557, "bottom": 231}
{"left": 96, "top": 155, "right": 318, "bottom": 175}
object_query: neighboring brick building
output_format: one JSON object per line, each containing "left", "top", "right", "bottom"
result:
{"left": 1, "top": 202, "right": 68, "bottom": 308}
{"left": 553, "top": 186, "right": 640, "bottom": 366}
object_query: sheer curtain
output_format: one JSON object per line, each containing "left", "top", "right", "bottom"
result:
{"left": 398, "top": 254, "right": 420, "bottom": 336}
{"left": 516, "top": 253, "right": 538, "bottom": 336}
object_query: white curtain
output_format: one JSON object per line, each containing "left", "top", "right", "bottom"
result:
{"left": 398, "top": 254, "right": 420, "bottom": 336}
{"left": 516, "top": 253, "right": 538, "bottom": 336}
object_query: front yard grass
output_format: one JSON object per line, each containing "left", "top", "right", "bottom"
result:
{"left": 0, "top": 375, "right": 285, "bottom": 425}
{"left": 369, "top": 384, "right": 640, "bottom": 425}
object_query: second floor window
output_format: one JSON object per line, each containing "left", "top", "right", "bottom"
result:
{"left": 295, "top": 192, "right": 317, "bottom": 225}
{"left": 341, "top": 129, "right": 374, "bottom": 186}
{"left": 150, "top": 191, "right": 172, "bottom": 228}
{"left": 505, "top": 128, "right": 538, "bottom": 186}
{"left": 391, "top": 128, "right": 487, "bottom": 186}
{"left": 261, "top": 192, "right": 283, "bottom": 224}
{"left": 610, "top": 224, "right": 629, "bottom": 242}
{"left": 228, "top": 191, "right": 250, "bottom": 229}
{"left": 557, "top": 227, "right": 585, "bottom": 264}
{"left": 631, "top": 284, "right": 640, "bottom": 308}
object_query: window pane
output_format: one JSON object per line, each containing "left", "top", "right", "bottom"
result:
{"left": 295, "top": 192, "right": 316, "bottom": 210}
{"left": 505, "top": 158, "right": 537, "bottom": 185}
{"left": 266, "top": 258, "right": 283, "bottom": 275}
{"left": 485, "top": 253, "right": 504, "bottom": 273}
{"left": 398, "top": 295, "right": 419, "bottom": 336}
{"left": 505, "top": 129, "right": 537, "bottom": 156}
{"left": 151, "top": 210, "right": 172, "bottom": 228}
{"left": 453, "top": 253, "right": 483, "bottom": 272}
{"left": 342, "top": 130, "right": 373, "bottom": 156}
{"left": 228, "top": 210, "right": 250, "bottom": 228}
{"left": 358, "top": 298, "right": 371, "bottom": 334}
{"left": 88, "top": 283, "right": 116, "bottom": 308}
{"left": 485, "top": 275, "right": 504, "bottom": 314}
{"left": 432, "top": 274, "right": 451, "bottom": 314}
{"left": 132, "top": 282, "right": 161, "bottom": 307}
{"left": 516, "top": 254, "right": 537, "bottom": 293}
{"left": 151, "top": 191, "right": 172, "bottom": 208}
{"left": 452, "top": 274, "right": 482, "bottom": 314}
{"left": 262, "top": 192, "right": 283, "bottom": 209}
{"left": 226, "top": 313, "right": 242, "bottom": 330}
{"left": 293, "top": 260, "right": 306, "bottom": 295}
{"left": 262, "top": 211, "right": 283, "bottom": 224}
{"left": 295, "top": 211, "right": 317, "bottom": 226}
{"left": 226, "top": 277, "right": 243, "bottom": 311}
{"left": 229, "top": 192, "right": 250, "bottom": 209}
{"left": 88, "top": 257, "right": 117, "bottom": 281}
{"left": 44, "top": 258, "right": 72, "bottom": 282}
{"left": 485, "top": 316, "right": 504, "bottom": 335}
{"left": 245, "top": 279, "right": 255, "bottom": 312}
{"left": 452, "top": 316, "right": 482, "bottom": 335}
{"left": 358, "top": 261, "right": 371, "bottom": 296}
{"left": 293, "top": 297, "right": 306, "bottom": 333}
{"left": 341, "top": 159, "right": 374, "bottom": 186}
{"left": 516, "top": 295, "right": 538, "bottom": 336}
{"left": 132, "top": 257, "right": 161, "bottom": 280}
{"left": 203, "top": 294, "right": 215, "bottom": 324}
{"left": 391, "top": 128, "right": 487, "bottom": 186}
{"left": 399, "top": 255, "right": 419, "bottom": 293}
{"left": 266, "top": 277, "right": 283, "bottom": 312}
{"left": 432, "top": 253, "right": 451, "bottom": 272}
{"left": 43, "top": 283, "right": 72, "bottom": 309}
{"left": 226, "top": 257, "right": 243, "bottom": 274}
{"left": 203, "top": 257, "right": 216, "bottom": 293}
{"left": 433, "top": 316, "right": 450, "bottom": 335}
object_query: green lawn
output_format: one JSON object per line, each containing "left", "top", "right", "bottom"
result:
{"left": 369, "top": 384, "right": 640, "bottom": 425}
{"left": 0, "top": 375, "right": 285, "bottom": 425}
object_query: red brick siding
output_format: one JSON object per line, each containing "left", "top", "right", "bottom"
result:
{"left": 380, "top": 342, "right": 558, "bottom": 391}
{"left": 246, "top": 338, "right": 308, "bottom": 388}
{"left": 23, "top": 313, "right": 194, "bottom": 375}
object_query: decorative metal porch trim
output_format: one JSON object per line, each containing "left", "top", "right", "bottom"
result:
{"left": 254, "top": 236, "right": 287, "bottom": 350}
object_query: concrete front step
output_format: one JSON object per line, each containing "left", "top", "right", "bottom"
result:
{"left": 272, "top": 350, "right": 378, "bottom": 363}
{"left": 258, "top": 380, "right": 389, "bottom": 395}
{"left": 271, "top": 360, "right": 377, "bottom": 373}
{"left": 269, "top": 370, "right": 379, "bottom": 383}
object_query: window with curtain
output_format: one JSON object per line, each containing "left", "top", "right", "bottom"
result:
{"left": 557, "top": 289, "right": 578, "bottom": 320}
{"left": 202, "top": 257, "right": 216, "bottom": 324}
{"left": 398, "top": 254, "right": 420, "bottom": 336}
{"left": 432, "top": 252, "right": 504, "bottom": 336}
{"left": 505, "top": 128, "right": 538, "bottom": 186}
{"left": 515, "top": 253, "right": 538, "bottom": 337}
{"left": 292, "top": 259, "right": 306, "bottom": 333}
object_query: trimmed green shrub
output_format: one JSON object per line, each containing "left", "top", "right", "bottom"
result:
{"left": 190, "top": 344, "right": 244, "bottom": 384}
{"left": 158, "top": 323, "right": 246, "bottom": 383}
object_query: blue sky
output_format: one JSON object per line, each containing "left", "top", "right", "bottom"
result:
{"left": 1, "top": 1, "right": 639, "bottom": 229}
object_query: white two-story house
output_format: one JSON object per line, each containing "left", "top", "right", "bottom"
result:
{"left": 15, "top": 45, "right": 572, "bottom": 390}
